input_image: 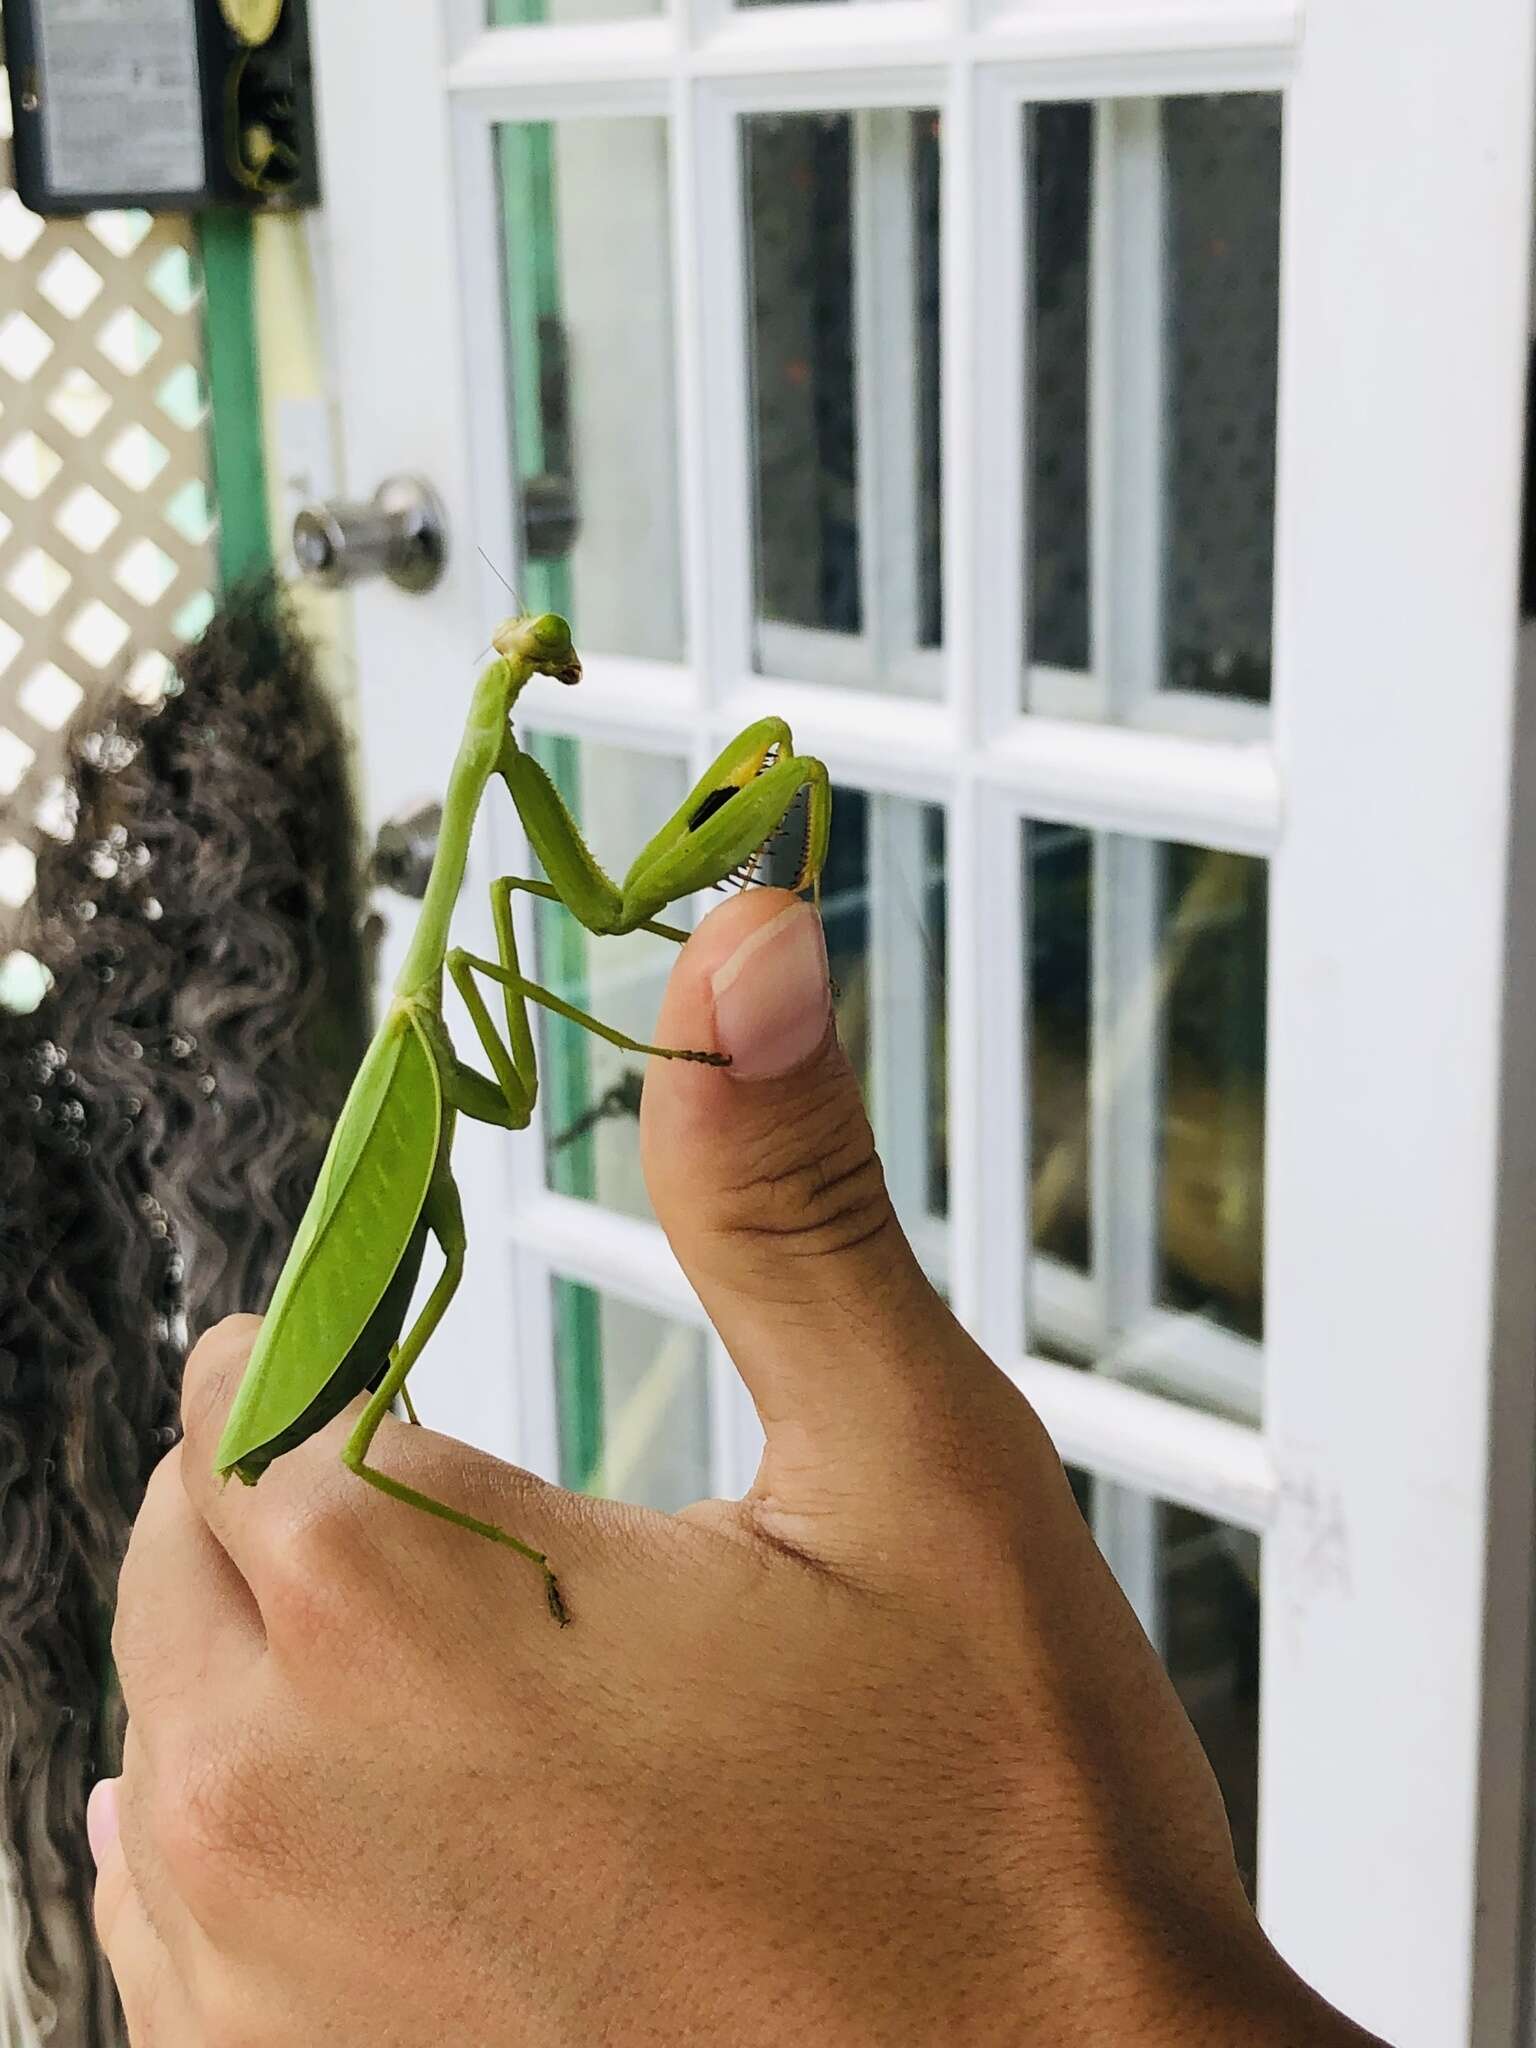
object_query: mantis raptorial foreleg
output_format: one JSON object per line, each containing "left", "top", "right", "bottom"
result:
{"left": 341, "top": 1163, "right": 567, "bottom": 1623}
{"left": 492, "top": 873, "right": 689, "bottom": 946}
{"left": 503, "top": 729, "right": 830, "bottom": 933}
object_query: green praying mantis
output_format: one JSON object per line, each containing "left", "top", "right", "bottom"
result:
{"left": 214, "top": 612, "right": 831, "bottom": 1623}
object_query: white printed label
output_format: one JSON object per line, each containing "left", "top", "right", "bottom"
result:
{"left": 36, "top": 0, "right": 205, "bottom": 198}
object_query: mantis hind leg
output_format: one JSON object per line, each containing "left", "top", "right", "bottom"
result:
{"left": 341, "top": 1171, "right": 567, "bottom": 1625}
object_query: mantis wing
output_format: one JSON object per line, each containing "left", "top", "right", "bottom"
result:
{"left": 215, "top": 1012, "right": 442, "bottom": 1480}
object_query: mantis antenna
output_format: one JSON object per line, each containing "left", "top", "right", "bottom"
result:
{"left": 477, "top": 546, "right": 521, "bottom": 610}
{"left": 473, "top": 549, "right": 524, "bottom": 665}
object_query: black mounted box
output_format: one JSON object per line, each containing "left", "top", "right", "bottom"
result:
{"left": 5, "top": 0, "right": 321, "bottom": 216}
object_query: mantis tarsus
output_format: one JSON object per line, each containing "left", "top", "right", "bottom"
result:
{"left": 214, "top": 613, "right": 830, "bottom": 1624}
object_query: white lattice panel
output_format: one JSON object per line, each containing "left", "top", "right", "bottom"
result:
{"left": 0, "top": 16, "right": 214, "bottom": 956}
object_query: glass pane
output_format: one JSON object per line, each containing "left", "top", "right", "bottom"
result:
{"left": 1026, "top": 821, "right": 1092, "bottom": 1271}
{"left": 913, "top": 113, "right": 944, "bottom": 651}
{"left": 1027, "top": 102, "right": 1093, "bottom": 674}
{"left": 1068, "top": 1468, "right": 1260, "bottom": 1900}
{"left": 1022, "top": 93, "right": 1282, "bottom": 719}
{"left": 531, "top": 735, "right": 690, "bottom": 1221}
{"left": 1165, "top": 94, "right": 1281, "bottom": 704}
{"left": 745, "top": 110, "right": 942, "bottom": 694}
{"left": 1158, "top": 845, "right": 1266, "bottom": 1339}
{"left": 817, "top": 787, "right": 948, "bottom": 1247}
{"left": 747, "top": 112, "right": 857, "bottom": 640}
{"left": 755, "top": 784, "right": 945, "bottom": 1245}
{"left": 497, "top": 118, "right": 683, "bottom": 660}
{"left": 490, "top": 0, "right": 657, "bottom": 25}
{"left": 551, "top": 1280, "right": 710, "bottom": 1509}
{"left": 1025, "top": 827, "right": 1267, "bottom": 1409}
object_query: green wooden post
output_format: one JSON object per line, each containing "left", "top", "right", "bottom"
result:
{"left": 198, "top": 211, "right": 272, "bottom": 587}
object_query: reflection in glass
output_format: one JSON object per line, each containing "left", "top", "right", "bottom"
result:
{"left": 551, "top": 1280, "right": 710, "bottom": 1510}
{"left": 491, "top": 0, "right": 656, "bottom": 25}
{"left": 762, "top": 785, "right": 947, "bottom": 1240}
{"left": 1068, "top": 1468, "right": 1260, "bottom": 1899}
{"left": 1026, "top": 821, "right": 1092, "bottom": 1271}
{"left": 1165, "top": 94, "right": 1282, "bottom": 703}
{"left": 745, "top": 110, "right": 942, "bottom": 689}
{"left": 913, "top": 113, "right": 944, "bottom": 651}
{"left": 530, "top": 736, "right": 689, "bottom": 1223}
{"left": 497, "top": 117, "right": 683, "bottom": 659}
{"left": 1158, "top": 846, "right": 1266, "bottom": 1339}
{"left": 1025, "top": 826, "right": 1267, "bottom": 1399}
{"left": 1027, "top": 102, "right": 1093, "bottom": 673}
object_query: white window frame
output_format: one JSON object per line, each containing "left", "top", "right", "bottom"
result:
{"left": 307, "top": 2, "right": 1536, "bottom": 2041}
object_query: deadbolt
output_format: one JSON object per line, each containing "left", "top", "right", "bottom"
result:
{"left": 293, "top": 475, "right": 448, "bottom": 594}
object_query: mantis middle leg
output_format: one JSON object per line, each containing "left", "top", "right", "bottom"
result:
{"left": 442, "top": 874, "right": 722, "bottom": 1128}
{"left": 449, "top": 943, "right": 723, "bottom": 1086}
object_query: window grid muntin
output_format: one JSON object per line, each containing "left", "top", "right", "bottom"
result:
{"left": 446, "top": 0, "right": 1290, "bottom": 1726}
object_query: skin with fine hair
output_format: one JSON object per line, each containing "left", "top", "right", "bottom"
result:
{"left": 94, "top": 887, "right": 1390, "bottom": 2047}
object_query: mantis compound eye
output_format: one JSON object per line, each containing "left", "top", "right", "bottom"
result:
{"left": 527, "top": 612, "right": 581, "bottom": 684}
{"left": 531, "top": 611, "right": 571, "bottom": 648}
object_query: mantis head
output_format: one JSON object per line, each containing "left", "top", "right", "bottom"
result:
{"left": 492, "top": 612, "right": 582, "bottom": 687}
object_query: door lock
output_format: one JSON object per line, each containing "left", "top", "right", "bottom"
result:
{"left": 293, "top": 475, "right": 448, "bottom": 594}
{"left": 370, "top": 802, "right": 442, "bottom": 901}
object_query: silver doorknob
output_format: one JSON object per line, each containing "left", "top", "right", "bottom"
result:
{"left": 293, "top": 475, "right": 448, "bottom": 593}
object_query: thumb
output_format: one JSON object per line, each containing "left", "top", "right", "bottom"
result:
{"left": 641, "top": 888, "right": 1024, "bottom": 1554}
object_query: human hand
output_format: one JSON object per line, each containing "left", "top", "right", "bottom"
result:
{"left": 93, "top": 887, "right": 1385, "bottom": 2045}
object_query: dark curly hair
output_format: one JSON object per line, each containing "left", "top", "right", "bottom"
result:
{"left": 0, "top": 580, "right": 367, "bottom": 2044}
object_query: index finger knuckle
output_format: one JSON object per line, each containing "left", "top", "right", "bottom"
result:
{"left": 253, "top": 1485, "right": 371, "bottom": 1653}
{"left": 180, "top": 1316, "right": 263, "bottom": 1444}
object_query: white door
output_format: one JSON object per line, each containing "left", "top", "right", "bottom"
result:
{"left": 304, "top": 2, "right": 1536, "bottom": 2041}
